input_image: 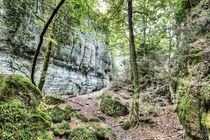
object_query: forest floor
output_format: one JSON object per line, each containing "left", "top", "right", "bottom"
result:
{"left": 50, "top": 82, "right": 184, "bottom": 140}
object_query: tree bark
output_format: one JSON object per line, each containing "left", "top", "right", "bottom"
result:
{"left": 127, "top": 0, "right": 140, "bottom": 126}
{"left": 38, "top": 20, "right": 55, "bottom": 91}
{"left": 31, "top": 0, "right": 66, "bottom": 85}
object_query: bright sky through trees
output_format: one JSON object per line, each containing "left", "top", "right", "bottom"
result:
{"left": 97, "top": 0, "right": 108, "bottom": 13}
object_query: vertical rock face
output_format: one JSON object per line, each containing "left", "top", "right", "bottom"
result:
{"left": 176, "top": 0, "right": 210, "bottom": 139}
{"left": 0, "top": 0, "right": 112, "bottom": 94}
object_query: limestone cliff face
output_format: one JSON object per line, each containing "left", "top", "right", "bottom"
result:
{"left": 176, "top": 0, "right": 210, "bottom": 139}
{"left": 0, "top": 0, "right": 112, "bottom": 94}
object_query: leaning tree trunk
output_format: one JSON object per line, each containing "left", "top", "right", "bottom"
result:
{"left": 31, "top": 0, "right": 66, "bottom": 85}
{"left": 125, "top": 0, "right": 140, "bottom": 128}
{"left": 38, "top": 20, "right": 55, "bottom": 91}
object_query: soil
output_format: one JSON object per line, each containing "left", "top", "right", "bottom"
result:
{"left": 50, "top": 82, "right": 184, "bottom": 140}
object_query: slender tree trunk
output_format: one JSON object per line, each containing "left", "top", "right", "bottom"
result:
{"left": 128, "top": 0, "right": 140, "bottom": 126}
{"left": 143, "top": 0, "right": 146, "bottom": 60}
{"left": 38, "top": 20, "right": 55, "bottom": 91}
{"left": 31, "top": 0, "right": 66, "bottom": 85}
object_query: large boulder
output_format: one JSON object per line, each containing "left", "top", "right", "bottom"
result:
{"left": 0, "top": 74, "right": 42, "bottom": 108}
{"left": 0, "top": 74, "right": 52, "bottom": 140}
{"left": 176, "top": 0, "right": 210, "bottom": 139}
{"left": 100, "top": 91, "right": 129, "bottom": 117}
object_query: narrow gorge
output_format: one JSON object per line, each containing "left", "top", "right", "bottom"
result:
{"left": 0, "top": 0, "right": 209, "bottom": 140}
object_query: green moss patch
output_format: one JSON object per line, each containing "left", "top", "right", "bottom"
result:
{"left": 177, "top": 53, "right": 209, "bottom": 139}
{"left": 89, "top": 118, "right": 100, "bottom": 122}
{"left": 0, "top": 74, "right": 42, "bottom": 108}
{"left": 68, "top": 123, "right": 116, "bottom": 140}
{"left": 68, "top": 126, "right": 97, "bottom": 140}
{"left": 76, "top": 113, "right": 89, "bottom": 122}
{"left": 48, "top": 105, "right": 71, "bottom": 123}
{"left": 45, "top": 94, "right": 65, "bottom": 105}
{"left": 51, "top": 120, "right": 70, "bottom": 138}
{"left": 0, "top": 99, "right": 52, "bottom": 140}
{"left": 0, "top": 74, "right": 52, "bottom": 140}
{"left": 100, "top": 91, "right": 129, "bottom": 117}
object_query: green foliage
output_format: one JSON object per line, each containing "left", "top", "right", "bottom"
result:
{"left": 37, "top": 130, "right": 53, "bottom": 140}
{"left": 43, "top": 37, "right": 58, "bottom": 45}
{"left": 174, "top": 0, "right": 201, "bottom": 23}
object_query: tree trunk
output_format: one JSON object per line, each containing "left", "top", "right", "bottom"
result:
{"left": 38, "top": 20, "right": 55, "bottom": 91}
{"left": 128, "top": 0, "right": 140, "bottom": 126}
{"left": 31, "top": 0, "right": 66, "bottom": 85}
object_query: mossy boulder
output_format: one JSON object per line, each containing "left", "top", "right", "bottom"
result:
{"left": 68, "top": 126, "right": 97, "bottom": 140}
{"left": 45, "top": 94, "right": 65, "bottom": 105}
{"left": 51, "top": 120, "right": 71, "bottom": 138}
{"left": 121, "top": 120, "right": 132, "bottom": 130}
{"left": 0, "top": 74, "right": 42, "bottom": 108}
{"left": 68, "top": 123, "right": 116, "bottom": 140}
{"left": 0, "top": 74, "right": 52, "bottom": 140}
{"left": 100, "top": 91, "right": 129, "bottom": 117}
{"left": 48, "top": 105, "right": 71, "bottom": 123}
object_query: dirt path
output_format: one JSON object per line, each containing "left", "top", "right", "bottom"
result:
{"left": 61, "top": 83, "right": 184, "bottom": 140}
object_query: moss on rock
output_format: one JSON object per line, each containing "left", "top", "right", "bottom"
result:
{"left": 100, "top": 91, "right": 129, "bottom": 117}
{"left": 48, "top": 105, "right": 71, "bottom": 123}
{"left": 175, "top": 0, "right": 210, "bottom": 139}
{"left": 89, "top": 118, "right": 100, "bottom": 122}
{"left": 0, "top": 74, "right": 42, "bottom": 108}
{"left": 68, "top": 126, "right": 97, "bottom": 140}
{"left": 52, "top": 120, "right": 70, "bottom": 138}
{"left": 45, "top": 94, "right": 65, "bottom": 105}
{"left": 0, "top": 74, "right": 52, "bottom": 140}
{"left": 60, "top": 120, "right": 70, "bottom": 130}
{"left": 76, "top": 113, "right": 89, "bottom": 122}
{"left": 121, "top": 120, "right": 132, "bottom": 130}
{"left": 64, "top": 104, "right": 76, "bottom": 114}
{"left": 177, "top": 65, "right": 209, "bottom": 139}
{"left": 68, "top": 123, "right": 116, "bottom": 140}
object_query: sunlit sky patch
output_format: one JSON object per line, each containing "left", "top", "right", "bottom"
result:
{"left": 97, "top": 0, "right": 108, "bottom": 13}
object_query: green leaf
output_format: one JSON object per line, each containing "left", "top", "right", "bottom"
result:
{"left": 43, "top": 37, "right": 58, "bottom": 45}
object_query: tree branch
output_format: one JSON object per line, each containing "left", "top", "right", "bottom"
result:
{"left": 133, "top": 11, "right": 155, "bottom": 20}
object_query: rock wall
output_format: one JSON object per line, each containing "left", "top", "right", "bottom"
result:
{"left": 0, "top": 0, "right": 112, "bottom": 95}
{"left": 176, "top": 0, "right": 210, "bottom": 139}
